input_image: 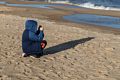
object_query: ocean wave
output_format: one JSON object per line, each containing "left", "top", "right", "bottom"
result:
{"left": 48, "top": 0, "right": 120, "bottom": 11}
{"left": 1, "top": 0, "right": 120, "bottom": 11}
{"left": 78, "top": 2, "right": 120, "bottom": 11}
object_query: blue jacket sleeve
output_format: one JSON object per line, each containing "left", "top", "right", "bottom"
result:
{"left": 29, "top": 31, "right": 44, "bottom": 41}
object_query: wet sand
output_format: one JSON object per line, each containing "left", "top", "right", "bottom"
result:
{"left": 0, "top": 2, "right": 120, "bottom": 80}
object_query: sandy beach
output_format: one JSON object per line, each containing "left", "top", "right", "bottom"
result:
{"left": 0, "top": 2, "right": 120, "bottom": 80}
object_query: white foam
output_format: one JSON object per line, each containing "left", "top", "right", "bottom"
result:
{"left": 50, "top": 1, "right": 70, "bottom": 4}
{"left": 78, "top": 2, "right": 120, "bottom": 11}
{"left": 48, "top": 1, "right": 120, "bottom": 11}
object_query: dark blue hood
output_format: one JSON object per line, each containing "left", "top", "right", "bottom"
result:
{"left": 25, "top": 20, "right": 38, "bottom": 32}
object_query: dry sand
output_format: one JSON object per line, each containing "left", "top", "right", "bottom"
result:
{"left": 0, "top": 13, "right": 120, "bottom": 80}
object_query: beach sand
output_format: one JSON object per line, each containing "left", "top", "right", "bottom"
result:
{"left": 0, "top": 4, "right": 120, "bottom": 80}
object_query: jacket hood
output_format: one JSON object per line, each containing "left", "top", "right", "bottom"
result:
{"left": 25, "top": 20, "right": 38, "bottom": 32}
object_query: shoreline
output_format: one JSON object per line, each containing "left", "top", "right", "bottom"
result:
{"left": 0, "top": 1, "right": 120, "bottom": 35}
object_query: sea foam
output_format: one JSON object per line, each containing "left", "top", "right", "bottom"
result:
{"left": 78, "top": 2, "right": 120, "bottom": 11}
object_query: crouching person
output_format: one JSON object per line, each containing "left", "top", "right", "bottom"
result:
{"left": 22, "top": 20, "right": 47, "bottom": 58}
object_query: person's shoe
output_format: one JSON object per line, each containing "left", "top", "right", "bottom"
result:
{"left": 31, "top": 54, "right": 41, "bottom": 58}
{"left": 34, "top": 52, "right": 44, "bottom": 58}
{"left": 22, "top": 53, "right": 29, "bottom": 57}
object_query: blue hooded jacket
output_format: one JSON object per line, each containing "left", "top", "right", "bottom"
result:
{"left": 22, "top": 20, "right": 44, "bottom": 54}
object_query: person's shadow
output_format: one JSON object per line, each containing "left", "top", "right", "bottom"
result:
{"left": 44, "top": 37, "right": 95, "bottom": 55}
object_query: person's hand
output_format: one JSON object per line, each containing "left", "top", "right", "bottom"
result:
{"left": 39, "top": 25, "right": 44, "bottom": 31}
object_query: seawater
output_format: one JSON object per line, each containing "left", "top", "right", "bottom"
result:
{"left": 0, "top": 1, "right": 79, "bottom": 9}
{"left": 63, "top": 14, "right": 120, "bottom": 29}
{"left": 22, "top": 0, "right": 120, "bottom": 11}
